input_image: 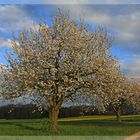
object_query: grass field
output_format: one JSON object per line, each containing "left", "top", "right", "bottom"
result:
{"left": 0, "top": 115, "right": 139, "bottom": 136}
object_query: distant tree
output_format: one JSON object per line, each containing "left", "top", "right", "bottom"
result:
{"left": 108, "top": 76, "right": 130, "bottom": 122}
{"left": 1, "top": 11, "right": 117, "bottom": 131}
{"left": 100, "top": 69, "right": 140, "bottom": 122}
{"left": 89, "top": 60, "right": 131, "bottom": 122}
{"left": 128, "top": 80, "right": 140, "bottom": 114}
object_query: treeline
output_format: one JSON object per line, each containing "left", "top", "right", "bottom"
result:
{"left": 0, "top": 103, "right": 136, "bottom": 119}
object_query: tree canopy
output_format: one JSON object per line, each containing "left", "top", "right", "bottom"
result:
{"left": 0, "top": 11, "right": 126, "bottom": 130}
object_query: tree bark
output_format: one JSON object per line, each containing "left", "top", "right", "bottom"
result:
{"left": 116, "top": 109, "right": 121, "bottom": 122}
{"left": 112, "top": 106, "right": 122, "bottom": 122}
{"left": 49, "top": 106, "right": 59, "bottom": 131}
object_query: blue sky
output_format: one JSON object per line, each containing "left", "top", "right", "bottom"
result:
{"left": 0, "top": 2, "right": 140, "bottom": 78}
{"left": 0, "top": 0, "right": 140, "bottom": 4}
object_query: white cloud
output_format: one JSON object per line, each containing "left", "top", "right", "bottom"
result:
{"left": 0, "top": 5, "right": 34, "bottom": 32}
{"left": 0, "top": 27, "right": 7, "bottom": 32}
{"left": 84, "top": 10, "right": 140, "bottom": 39}
{"left": 120, "top": 55, "right": 140, "bottom": 78}
{"left": 0, "top": 38, "right": 12, "bottom": 48}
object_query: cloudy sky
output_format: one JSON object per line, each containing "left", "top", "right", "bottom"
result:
{"left": 0, "top": 0, "right": 140, "bottom": 78}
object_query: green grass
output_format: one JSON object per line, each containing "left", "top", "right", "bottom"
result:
{"left": 0, "top": 115, "right": 139, "bottom": 136}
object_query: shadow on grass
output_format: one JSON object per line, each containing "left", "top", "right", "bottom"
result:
{"left": 13, "top": 123, "right": 41, "bottom": 132}
{"left": 59, "top": 119, "right": 140, "bottom": 127}
{"left": 0, "top": 120, "right": 39, "bottom": 126}
{"left": 0, "top": 118, "right": 139, "bottom": 132}
{"left": 0, "top": 121, "right": 42, "bottom": 133}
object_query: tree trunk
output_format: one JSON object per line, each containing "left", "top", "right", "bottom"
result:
{"left": 49, "top": 106, "right": 59, "bottom": 131}
{"left": 116, "top": 109, "right": 121, "bottom": 122}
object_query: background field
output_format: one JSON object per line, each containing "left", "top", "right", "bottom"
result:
{"left": 0, "top": 115, "right": 139, "bottom": 136}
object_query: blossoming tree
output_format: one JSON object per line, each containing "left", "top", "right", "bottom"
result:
{"left": 1, "top": 12, "right": 117, "bottom": 130}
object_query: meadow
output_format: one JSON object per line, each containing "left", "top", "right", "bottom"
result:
{"left": 0, "top": 115, "right": 139, "bottom": 136}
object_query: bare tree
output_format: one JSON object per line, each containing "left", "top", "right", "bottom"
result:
{"left": 1, "top": 11, "right": 116, "bottom": 130}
